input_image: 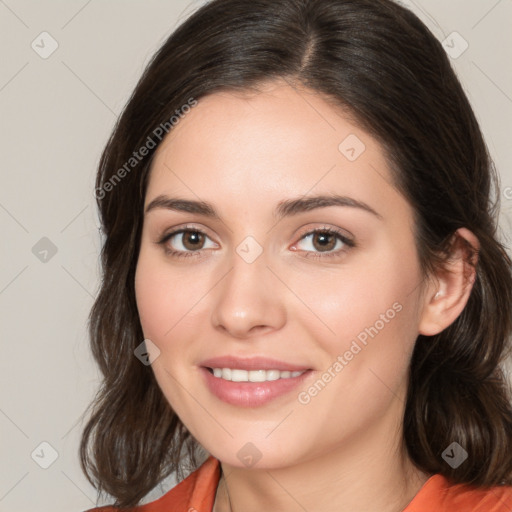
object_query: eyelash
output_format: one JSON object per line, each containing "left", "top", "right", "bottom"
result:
{"left": 156, "top": 224, "right": 356, "bottom": 260}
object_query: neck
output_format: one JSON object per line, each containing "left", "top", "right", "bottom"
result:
{"left": 213, "top": 405, "right": 430, "bottom": 512}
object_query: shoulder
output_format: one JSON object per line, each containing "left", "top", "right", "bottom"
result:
{"left": 405, "top": 474, "right": 512, "bottom": 512}
{"left": 84, "top": 455, "right": 221, "bottom": 512}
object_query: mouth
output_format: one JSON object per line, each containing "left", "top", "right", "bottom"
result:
{"left": 200, "top": 365, "right": 314, "bottom": 407}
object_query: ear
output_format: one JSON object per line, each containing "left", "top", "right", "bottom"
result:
{"left": 418, "top": 228, "right": 479, "bottom": 336}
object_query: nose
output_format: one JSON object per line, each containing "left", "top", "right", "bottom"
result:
{"left": 210, "top": 252, "right": 287, "bottom": 339}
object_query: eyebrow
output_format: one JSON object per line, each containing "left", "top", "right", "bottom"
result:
{"left": 144, "top": 194, "right": 382, "bottom": 220}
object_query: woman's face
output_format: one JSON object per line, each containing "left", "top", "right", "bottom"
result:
{"left": 135, "top": 80, "right": 430, "bottom": 469}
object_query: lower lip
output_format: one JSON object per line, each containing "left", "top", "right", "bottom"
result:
{"left": 200, "top": 367, "right": 313, "bottom": 407}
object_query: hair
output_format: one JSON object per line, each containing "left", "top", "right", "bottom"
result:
{"left": 80, "top": 0, "right": 512, "bottom": 507}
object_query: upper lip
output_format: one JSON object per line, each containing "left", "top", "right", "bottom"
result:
{"left": 200, "top": 356, "right": 311, "bottom": 372}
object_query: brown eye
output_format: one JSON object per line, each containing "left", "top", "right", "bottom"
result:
{"left": 181, "top": 231, "right": 205, "bottom": 250}
{"left": 312, "top": 232, "right": 337, "bottom": 252}
{"left": 159, "top": 228, "right": 217, "bottom": 256}
{"left": 293, "top": 228, "right": 355, "bottom": 258}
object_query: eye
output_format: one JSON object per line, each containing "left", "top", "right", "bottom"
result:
{"left": 157, "top": 226, "right": 217, "bottom": 258}
{"left": 292, "top": 227, "right": 355, "bottom": 258}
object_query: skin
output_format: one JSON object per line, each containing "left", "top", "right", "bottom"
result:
{"left": 134, "top": 79, "right": 479, "bottom": 512}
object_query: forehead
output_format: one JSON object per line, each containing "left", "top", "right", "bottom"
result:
{"left": 156, "top": 81, "right": 368, "bottom": 168}
{"left": 145, "top": 81, "right": 408, "bottom": 225}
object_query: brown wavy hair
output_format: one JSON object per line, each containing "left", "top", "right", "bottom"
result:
{"left": 80, "top": 0, "right": 512, "bottom": 507}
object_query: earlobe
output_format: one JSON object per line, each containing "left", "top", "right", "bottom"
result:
{"left": 418, "top": 228, "right": 479, "bottom": 336}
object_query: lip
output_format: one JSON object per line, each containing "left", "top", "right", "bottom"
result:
{"left": 200, "top": 366, "right": 314, "bottom": 407}
{"left": 199, "top": 355, "right": 311, "bottom": 372}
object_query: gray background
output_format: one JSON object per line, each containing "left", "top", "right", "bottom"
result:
{"left": 1, "top": 1, "right": 511, "bottom": 511}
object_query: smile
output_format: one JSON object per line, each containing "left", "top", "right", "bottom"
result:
{"left": 201, "top": 367, "right": 313, "bottom": 407}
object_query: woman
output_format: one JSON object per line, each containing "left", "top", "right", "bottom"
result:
{"left": 81, "top": 0, "right": 512, "bottom": 510}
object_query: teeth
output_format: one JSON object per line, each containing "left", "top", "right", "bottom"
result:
{"left": 210, "top": 368, "right": 306, "bottom": 382}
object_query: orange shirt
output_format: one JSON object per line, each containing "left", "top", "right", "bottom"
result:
{"left": 86, "top": 455, "right": 512, "bottom": 512}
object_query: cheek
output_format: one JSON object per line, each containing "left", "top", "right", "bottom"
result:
{"left": 287, "top": 245, "right": 421, "bottom": 349}
{"left": 310, "top": 248, "right": 420, "bottom": 388}
{"left": 134, "top": 250, "right": 206, "bottom": 342}
{"left": 288, "top": 242, "right": 422, "bottom": 420}
{"left": 134, "top": 259, "right": 170, "bottom": 341}
{"left": 134, "top": 252, "right": 204, "bottom": 411}
{"left": 290, "top": 275, "right": 420, "bottom": 447}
